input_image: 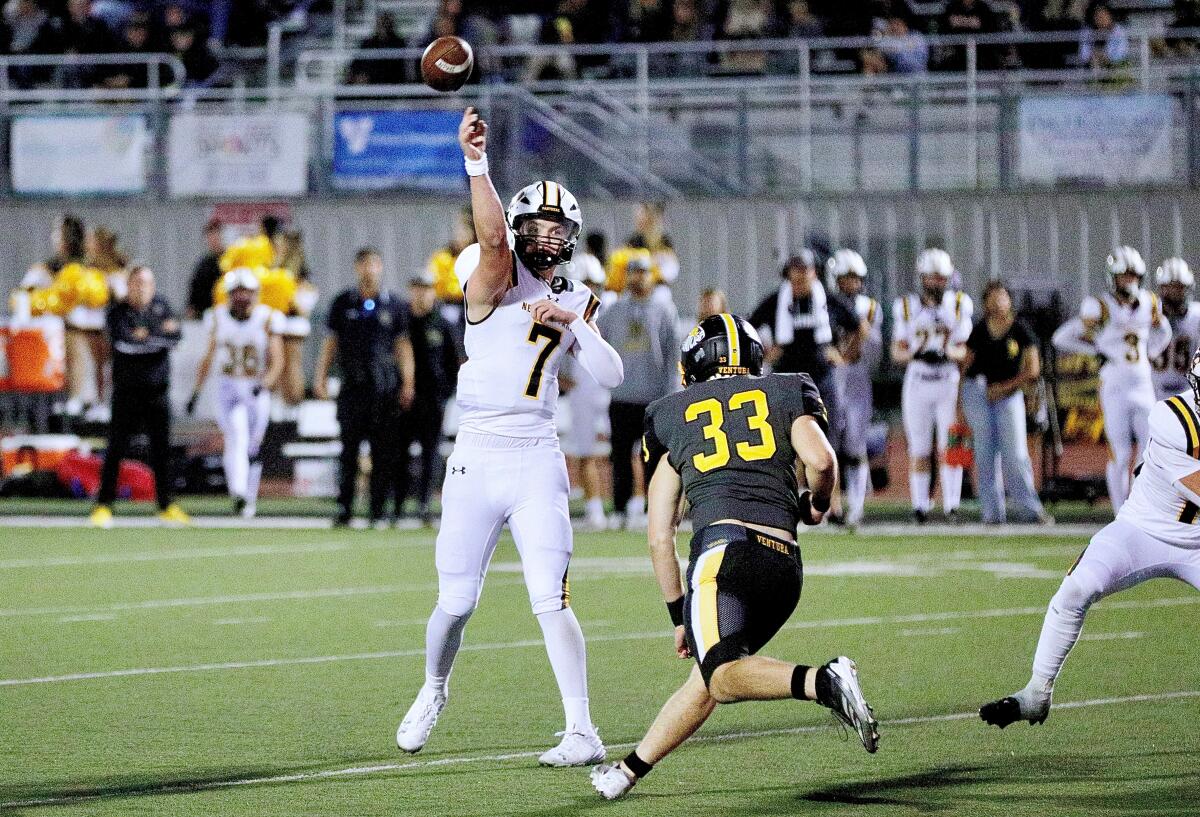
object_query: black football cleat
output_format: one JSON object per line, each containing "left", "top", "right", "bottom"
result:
{"left": 980, "top": 695, "right": 1048, "bottom": 728}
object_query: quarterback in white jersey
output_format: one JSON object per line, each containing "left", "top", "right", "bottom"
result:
{"left": 189, "top": 268, "right": 285, "bottom": 518}
{"left": 395, "top": 107, "right": 624, "bottom": 767}
{"left": 891, "top": 249, "right": 973, "bottom": 522}
{"left": 981, "top": 357, "right": 1200, "bottom": 729}
{"left": 1052, "top": 246, "right": 1171, "bottom": 511}
{"left": 1151, "top": 257, "right": 1200, "bottom": 401}
{"left": 828, "top": 249, "right": 881, "bottom": 527}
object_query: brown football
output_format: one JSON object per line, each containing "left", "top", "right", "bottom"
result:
{"left": 421, "top": 36, "right": 474, "bottom": 92}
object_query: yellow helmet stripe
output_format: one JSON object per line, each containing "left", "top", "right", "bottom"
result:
{"left": 543, "top": 181, "right": 559, "bottom": 209}
{"left": 720, "top": 312, "right": 740, "bottom": 367}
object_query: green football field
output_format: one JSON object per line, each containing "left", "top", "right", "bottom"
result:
{"left": 0, "top": 523, "right": 1195, "bottom": 816}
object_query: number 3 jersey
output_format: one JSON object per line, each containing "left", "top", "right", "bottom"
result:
{"left": 642, "top": 372, "right": 828, "bottom": 533}
{"left": 1053, "top": 291, "right": 1171, "bottom": 388}
{"left": 1152, "top": 301, "right": 1200, "bottom": 401}
{"left": 456, "top": 250, "right": 601, "bottom": 440}
{"left": 203, "top": 303, "right": 284, "bottom": 382}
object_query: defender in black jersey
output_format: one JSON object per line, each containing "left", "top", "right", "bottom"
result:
{"left": 591, "top": 313, "right": 880, "bottom": 801}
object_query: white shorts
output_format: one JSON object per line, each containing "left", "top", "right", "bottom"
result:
{"left": 435, "top": 432, "right": 574, "bottom": 616}
{"left": 1069, "top": 517, "right": 1200, "bottom": 600}
{"left": 901, "top": 364, "right": 959, "bottom": 459}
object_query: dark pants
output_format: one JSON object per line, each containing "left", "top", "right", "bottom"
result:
{"left": 609, "top": 400, "right": 662, "bottom": 515}
{"left": 393, "top": 398, "right": 446, "bottom": 516}
{"left": 337, "top": 391, "right": 403, "bottom": 520}
{"left": 97, "top": 387, "right": 173, "bottom": 510}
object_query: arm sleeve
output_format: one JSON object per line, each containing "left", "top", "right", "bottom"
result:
{"left": 568, "top": 316, "right": 624, "bottom": 389}
{"left": 1052, "top": 315, "right": 1096, "bottom": 356}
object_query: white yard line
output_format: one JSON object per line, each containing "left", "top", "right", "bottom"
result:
{"left": 3, "top": 595, "right": 1194, "bottom": 688}
{"left": 1, "top": 689, "right": 1196, "bottom": 811}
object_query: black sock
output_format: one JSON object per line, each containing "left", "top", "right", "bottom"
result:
{"left": 622, "top": 750, "right": 654, "bottom": 779}
{"left": 815, "top": 661, "right": 835, "bottom": 707}
{"left": 791, "top": 665, "right": 814, "bottom": 700}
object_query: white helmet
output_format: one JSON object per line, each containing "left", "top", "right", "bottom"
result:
{"left": 916, "top": 248, "right": 953, "bottom": 278}
{"left": 827, "top": 248, "right": 867, "bottom": 279}
{"left": 506, "top": 180, "right": 583, "bottom": 271}
{"left": 222, "top": 267, "right": 260, "bottom": 293}
{"left": 1107, "top": 245, "right": 1146, "bottom": 297}
{"left": 1155, "top": 256, "right": 1193, "bottom": 288}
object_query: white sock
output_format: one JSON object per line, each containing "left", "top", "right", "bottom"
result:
{"left": 627, "top": 495, "right": 645, "bottom": 517}
{"left": 585, "top": 497, "right": 605, "bottom": 525}
{"left": 246, "top": 460, "right": 263, "bottom": 504}
{"left": 845, "top": 462, "right": 868, "bottom": 523}
{"left": 909, "top": 470, "right": 932, "bottom": 512}
{"left": 424, "top": 605, "right": 473, "bottom": 691}
{"left": 536, "top": 607, "right": 593, "bottom": 733}
{"left": 940, "top": 464, "right": 962, "bottom": 512}
{"left": 1106, "top": 460, "right": 1129, "bottom": 512}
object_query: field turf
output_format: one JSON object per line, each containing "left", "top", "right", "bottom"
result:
{"left": 0, "top": 523, "right": 1195, "bottom": 816}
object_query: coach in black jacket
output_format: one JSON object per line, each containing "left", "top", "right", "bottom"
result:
{"left": 91, "top": 266, "right": 189, "bottom": 527}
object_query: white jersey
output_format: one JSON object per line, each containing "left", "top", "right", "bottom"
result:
{"left": 1053, "top": 291, "right": 1170, "bottom": 388}
{"left": 456, "top": 249, "right": 602, "bottom": 439}
{"left": 204, "top": 304, "right": 284, "bottom": 382}
{"left": 1118, "top": 391, "right": 1200, "bottom": 548}
{"left": 892, "top": 289, "right": 973, "bottom": 380}
{"left": 1152, "top": 301, "right": 1200, "bottom": 400}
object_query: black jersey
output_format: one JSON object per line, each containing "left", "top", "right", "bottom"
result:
{"left": 643, "top": 372, "right": 828, "bottom": 532}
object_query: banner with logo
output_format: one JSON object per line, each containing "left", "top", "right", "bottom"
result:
{"left": 11, "top": 115, "right": 148, "bottom": 195}
{"left": 332, "top": 110, "right": 462, "bottom": 192}
{"left": 168, "top": 113, "right": 310, "bottom": 197}
{"left": 1018, "top": 95, "right": 1175, "bottom": 186}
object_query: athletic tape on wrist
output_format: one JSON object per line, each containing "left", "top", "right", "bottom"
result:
{"left": 464, "top": 153, "right": 489, "bottom": 177}
{"left": 666, "top": 596, "right": 685, "bottom": 627}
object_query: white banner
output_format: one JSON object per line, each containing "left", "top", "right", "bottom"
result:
{"left": 1018, "top": 95, "right": 1175, "bottom": 186}
{"left": 168, "top": 113, "right": 309, "bottom": 197}
{"left": 11, "top": 115, "right": 148, "bottom": 195}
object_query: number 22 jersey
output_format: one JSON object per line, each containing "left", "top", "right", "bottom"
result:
{"left": 642, "top": 373, "right": 828, "bottom": 533}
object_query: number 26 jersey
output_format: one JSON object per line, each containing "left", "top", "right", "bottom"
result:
{"left": 643, "top": 372, "right": 828, "bottom": 533}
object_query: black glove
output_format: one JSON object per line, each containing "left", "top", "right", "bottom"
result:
{"left": 185, "top": 393, "right": 199, "bottom": 415}
{"left": 251, "top": 384, "right": 263, "bottom": 398}
{"left": 915, "top": 349, "right": 947, "bottom": 365}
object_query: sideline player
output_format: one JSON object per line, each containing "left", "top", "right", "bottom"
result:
{"left": 828, "top": 249, "right": 880, "bottom": 528}
{"left": 394, "top": 107, "right": 625, "bottom": 766}
{"left": 981, "top": 348, "right": 1200, "bottom": 728}
{"left": 590, "top": 314, "right": 878, "bottom": 800}
{"left": 891, "top": 249, "right": 973, "bottom": 522}
{"left": 1152, "top": 257, "right": 1199, "bottom": 402}
{"left": 189, "top": 268, "right": 284, "bottom": 518}
{"left": 1052, "top": 247, "right": 1170, "bottom": 511}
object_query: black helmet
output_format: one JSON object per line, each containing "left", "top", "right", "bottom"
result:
{"left": 681, "top": 313, "right": 765, "bottom": 385}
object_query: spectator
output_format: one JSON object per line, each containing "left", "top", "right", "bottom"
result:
{"left": 186, "top": 219, "right": 225, "bottom": 320}
{"left": 877, "top": 12, "right": 928, "bottom": 73}
{"left": 348, "top": 12, "right": 407, "bottom": 86}
{"left": 38, "top": 0, "right": 117, "bottom": 54}
{"left": 392, "top": 270, "right": 463, "bottom": 526}
{"left": 597, "top": 255, "right": 678, "bottom": 529}
{"left": 717, "top": 0, "right": 776, "bottom": 73}
{"left": 214, "top": 0, "right": 270, "bottom": 47}
{"left": 697, "top": 287, "right": 728, "bottom": 320}
{"left": 615, "top": 0, "right": 671, "bottom": 42}
{"left": 313, "top": 248, "right": 416, "bottom": 528}
{"left": 656, "top": 0, "right": 713, "bottom": 78}
{"left": 423, "top": 0, "right": 465, "bottom": 43}
{"left": 938, "top": 0, "right": 1001, "bottom": 70}
{"left": 960, "top": 280, "right": 1048, "bottom": 524}
{"left": 168, "top": 23, "right": 218, "bottom": 85}
{"left": 1165, "top": 0, "right": 1200, "bottom": 58}
{"left": 778, "top": 0, "right": 823, "bottom": 37}
{"left": 275, "top": 228, "right": 319, "bottom": 406}
{"left": 1078, "top": 2, "right": 1129, "bottom": 69}
{"left": 5, "top": 0, "right": 48, "bottom": 54}
{"left": 101, "top": 13, "right": 152, "bottom": 88}
{"left": 89, "top": 265, "right": 190, "bottom": 529}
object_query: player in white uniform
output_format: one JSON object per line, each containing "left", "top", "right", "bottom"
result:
{"left": 189, "top": 269, "right": 285, "bottom": 518}
{"left": 1052, "top": 247, "right": 1171, "bottom": 512}
{"left": 828, "top": 249, "right": 881, "bottom": 528}
{"left": 981, "top": 352, "right": 1200, "bottom": 728}
{"left": 395, "top": 107, "right": 624, "bottom": 766}
{"left": 1151, "top": 257, "right": 1200, "bottom": 402}
{"left": 891, "top": 249, "right": 973, "bottom": 523}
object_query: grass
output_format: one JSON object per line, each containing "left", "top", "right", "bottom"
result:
{"left": 0, "top": 524, "right": 1195, "bottom": 816}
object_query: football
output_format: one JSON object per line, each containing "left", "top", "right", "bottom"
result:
{"left": 421, "top": 36, "right": 474, "bottom": 92}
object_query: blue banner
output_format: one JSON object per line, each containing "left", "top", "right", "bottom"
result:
{"left": 333, "top": 110, "right": 463, "bottom": 192}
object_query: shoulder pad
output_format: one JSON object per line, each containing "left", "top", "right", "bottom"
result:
{"left": 1155, "top": 396, "right": 1200, "bottom": 456}
{"left": 1079, "top": 296, "right": 1104, "bottom": 322}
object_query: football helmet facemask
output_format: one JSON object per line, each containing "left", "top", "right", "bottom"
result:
{"left": 681, "top": 313, "right": 765, "bottom": 386}
{"left": 1107, "top": 245, "right": 1146, "bottom": 298}
{"left": 507, "top": 181, "right": 582, "bottom": 272}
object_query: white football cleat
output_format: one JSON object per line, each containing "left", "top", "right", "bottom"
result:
{"left": 395, "top": 685, "right": 446, "bottom": 753}
{"left": 591, "top": 763, "right": 635, "bottom": 800}
{"left": 538, "top": 729, "right": 605, "bottom": 767}
{"left": 821, "top": 656, "right": 880, "bottom": 753}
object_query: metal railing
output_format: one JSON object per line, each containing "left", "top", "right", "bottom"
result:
{"left": 0, "top": 53, "right": 186, "bottom": 103}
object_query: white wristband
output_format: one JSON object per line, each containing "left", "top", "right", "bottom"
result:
{"left": 464, "top": 153, "right": 489, "bottom": 177}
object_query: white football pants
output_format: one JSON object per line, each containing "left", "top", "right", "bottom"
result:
{"left": 1100, "top": 377, "right": 1154, "bottom": 512}
{"left": 216, "top": 378, "right": 271, "bottom": 501}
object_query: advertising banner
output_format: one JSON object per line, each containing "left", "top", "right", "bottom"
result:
{"left": 169, "top": 112, "right": 310, "bottom": 197}
{"left": 11, "top": 115, "right": 149, "bottom": 195}
{"left": 332, "top": 110, "right": 462, "bottom": 192}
